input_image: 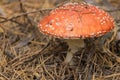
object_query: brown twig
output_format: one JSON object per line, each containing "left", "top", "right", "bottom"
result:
{"left": 18, "top": 0, "right": 35, "bottom": 27}
{"left": 0, "top": 9, "right": 52, "bottom": 23}
{"left": 0, "top": 16, "right": 25, "bottom": 26}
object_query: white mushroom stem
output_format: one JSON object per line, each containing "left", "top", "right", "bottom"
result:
{"left": 64, "top": 39, "right": 85, "bottom": 63}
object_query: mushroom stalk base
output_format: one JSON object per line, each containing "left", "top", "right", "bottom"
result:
{"left": 64, "top": 39, "right": 85, "bottom": 64}
{"left": 64, "top": 51, "right": 73, "bottom": 64}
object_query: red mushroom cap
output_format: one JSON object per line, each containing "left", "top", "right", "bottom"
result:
{"left": 39, "top": 2, "right": 114, "bottom": 39}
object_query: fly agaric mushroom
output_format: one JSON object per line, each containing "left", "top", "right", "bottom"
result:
{"left": 38, "top": 2, "right": 114, "bottom": 63}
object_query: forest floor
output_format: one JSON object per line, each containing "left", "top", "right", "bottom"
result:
{"left": 0, "top": 0, "right": 120, "bottom": 80}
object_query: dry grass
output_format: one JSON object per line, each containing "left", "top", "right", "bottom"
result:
{"left": 0, "top": 0, "right": 120, "bottom": 80}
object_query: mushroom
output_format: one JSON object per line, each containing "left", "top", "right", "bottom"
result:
{"left": 38, "top": 2, "right": 114, "bottom": 64}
